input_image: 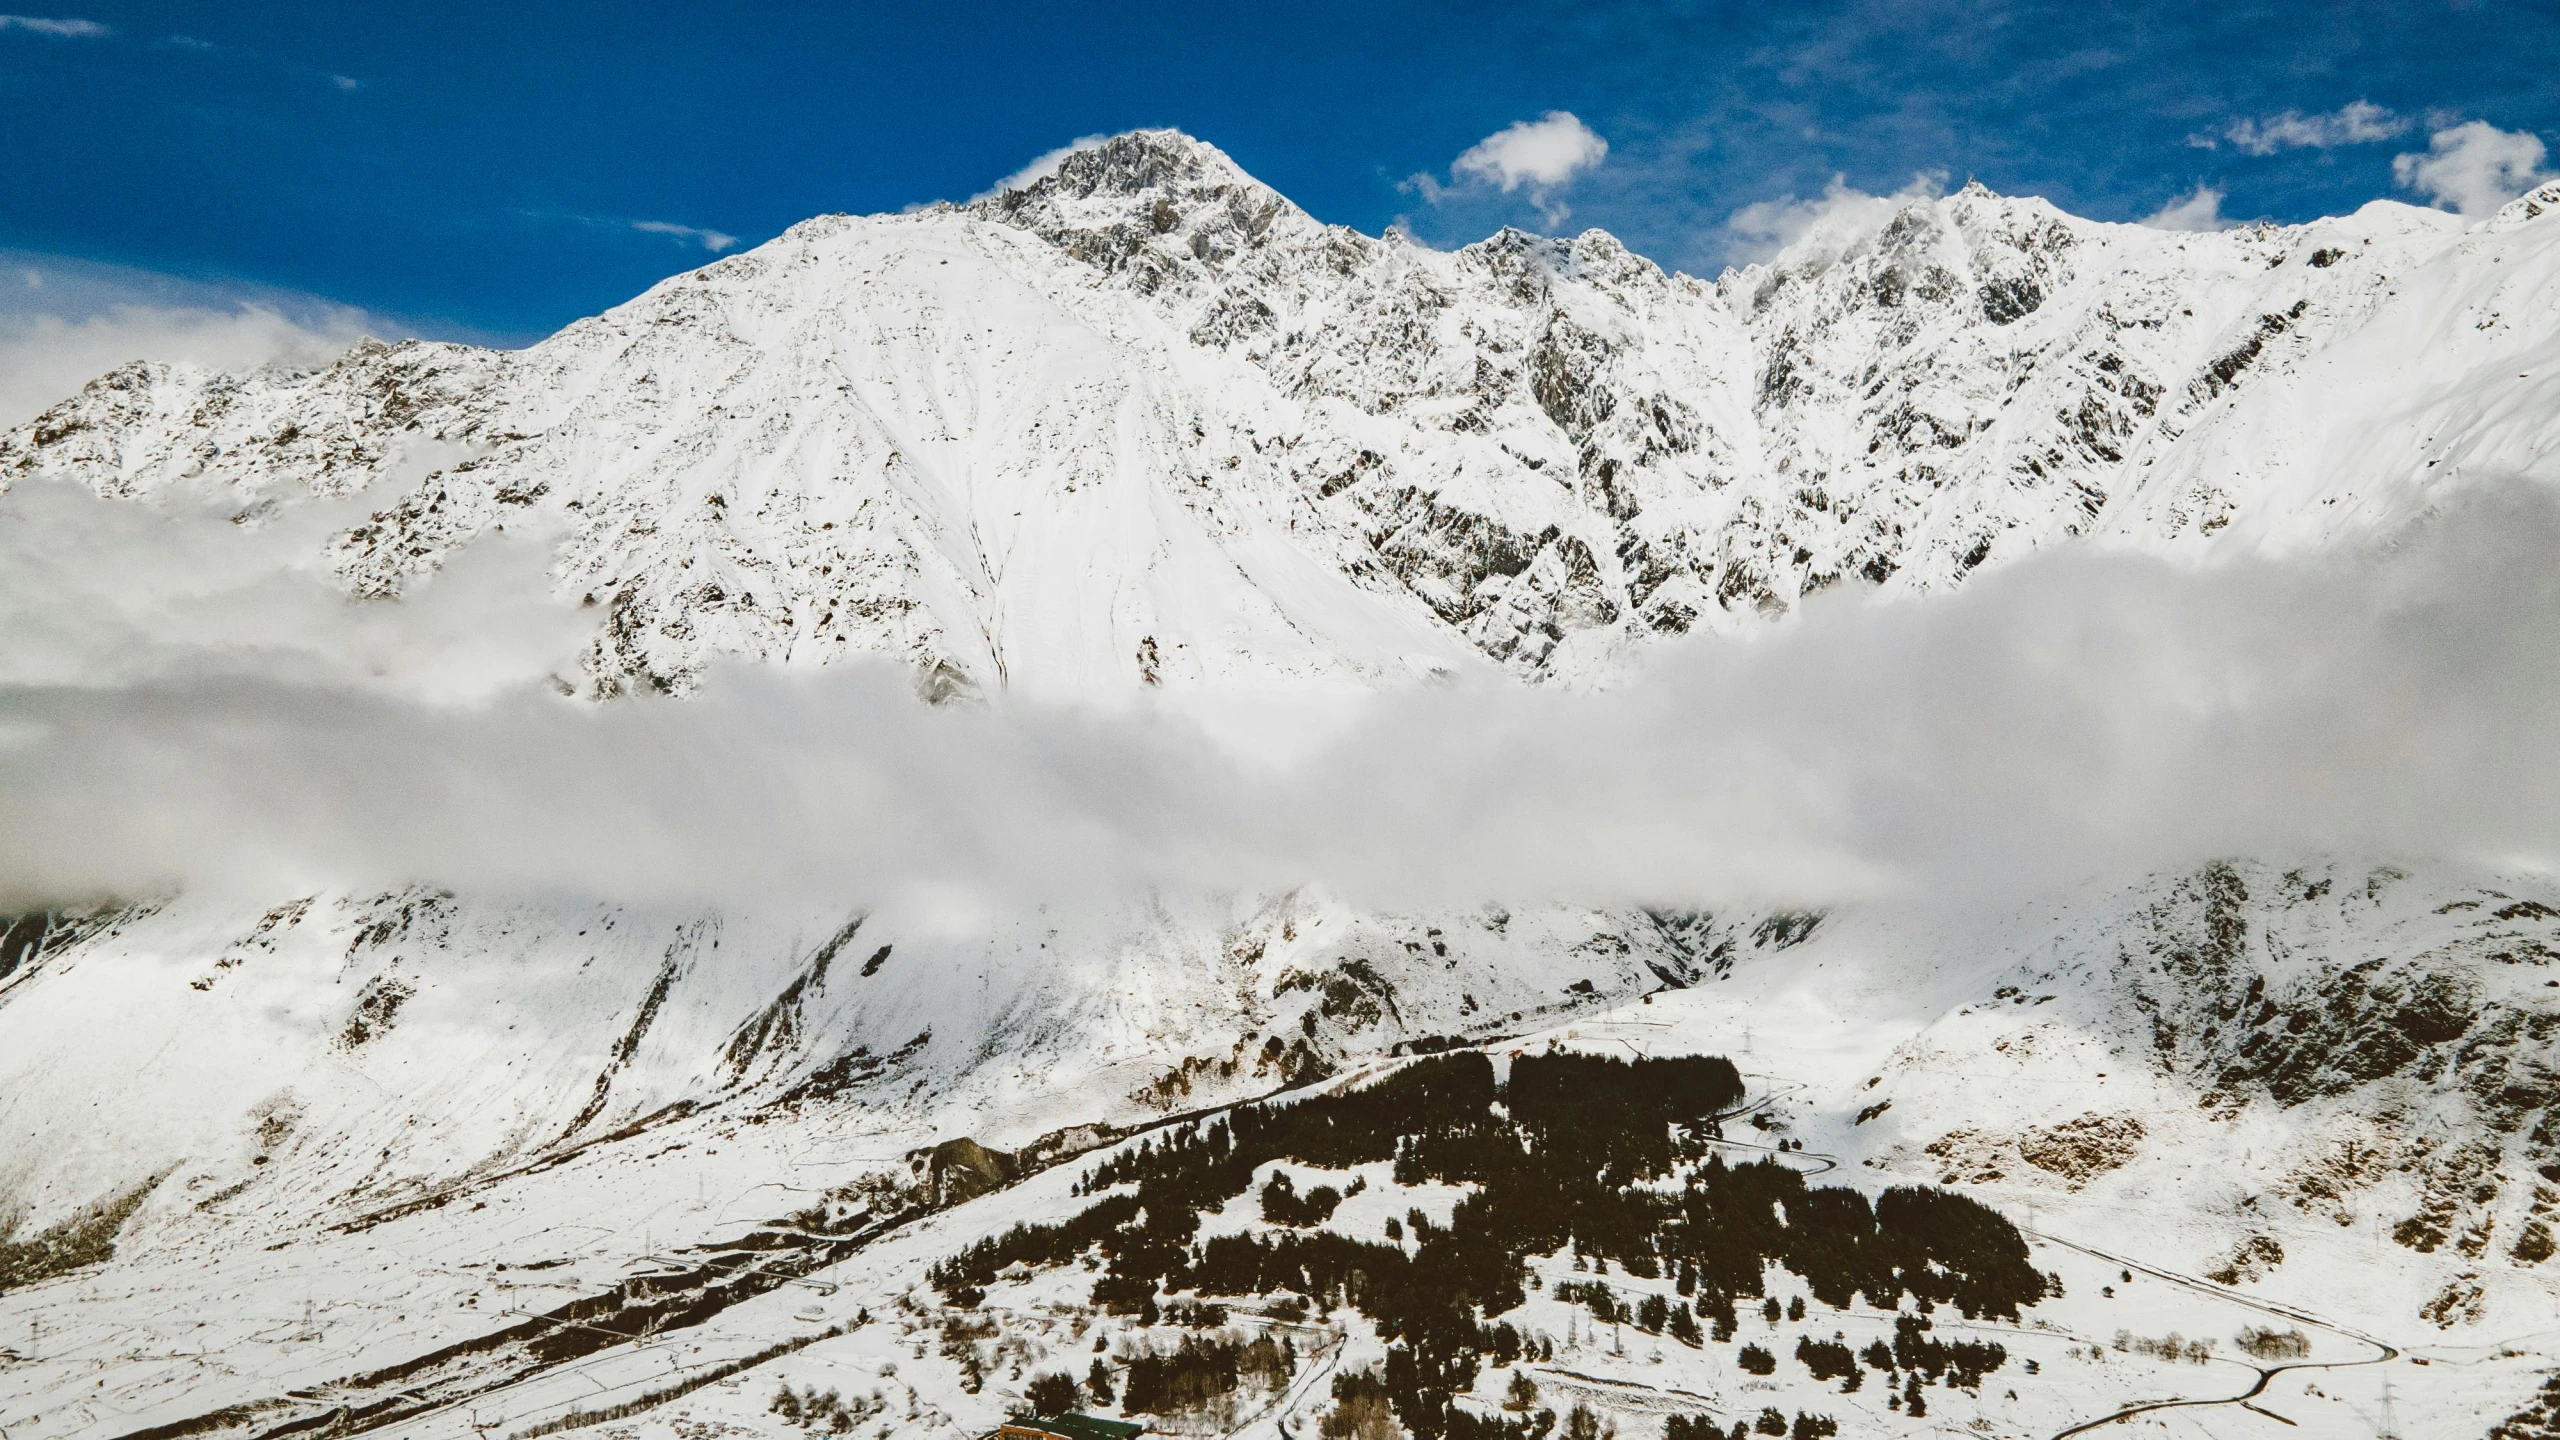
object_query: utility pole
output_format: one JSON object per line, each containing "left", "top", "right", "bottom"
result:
{"left": 2380, "top": 1375, "right": 2399, "bottom": 1439}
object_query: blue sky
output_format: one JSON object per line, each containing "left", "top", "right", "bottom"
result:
{"left": 2, "top": 0, "right": 2557, "bottom": 344}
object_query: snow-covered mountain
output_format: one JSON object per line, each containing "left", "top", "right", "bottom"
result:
{"left": 5, "top": 131, "right": 2560, "bottom": 1440}
{"left": 9, "top": 130, "right": 2559, "bottom": 694}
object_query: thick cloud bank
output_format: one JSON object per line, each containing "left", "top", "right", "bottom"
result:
{"left": 2, "top": 479, "right": 2556, "bottom": 911}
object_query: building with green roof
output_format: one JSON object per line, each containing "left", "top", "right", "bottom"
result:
{"left": 996, "top": 1412, "right": 1145, "bottom": 1440}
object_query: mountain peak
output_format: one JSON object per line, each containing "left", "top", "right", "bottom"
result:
{"left": 962, "top": 129, "right": 1277, "bottom": 218}
{"left": 962, "top": 128, "right": 1315, "bottom": 287}
{"left": 1030, "top": 128, "right": 1264, "bottom": 200}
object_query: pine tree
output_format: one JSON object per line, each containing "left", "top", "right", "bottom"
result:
{"left": 1026, "top": 1372, "right": 1079, "bottom": 1416}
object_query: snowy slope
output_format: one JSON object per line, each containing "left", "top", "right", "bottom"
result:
{"left": 0, "top": 883, "right": 1787, "bottom": 1438}
{"left": 1647, "top": 858, "right": 2560, "bottom": 1335}
{"left": 0, "top": 887, "right": 1762, "bottom": 1239}
{"left": 5, "top": 859, "right": 2552, "bottom": 1440}
{"left": 7, "top": 133, "right": 2560, "bottom": 694}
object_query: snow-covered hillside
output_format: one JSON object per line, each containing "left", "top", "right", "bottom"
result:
{"left": 0, "top": 886, "right": 1763, "bottom": 1252}
{"left": 1680, "top": 858, "right": 2560, "bottom": 1335}
{"left": 7, "top": 131, "right": 2559, "bottom": 694}
{"left": 2, "top": 859, "right": 2554, "bottom": 1440}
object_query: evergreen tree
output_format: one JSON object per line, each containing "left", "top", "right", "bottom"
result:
{"left": 1025, "top": 1372, "right": 1078, "bottom": 1417}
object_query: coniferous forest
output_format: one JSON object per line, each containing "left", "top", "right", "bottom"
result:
{"left": 932, "top": 1052, "right": 2043, "bottom": 1439}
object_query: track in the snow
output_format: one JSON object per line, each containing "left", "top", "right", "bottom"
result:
{"left": 2033, "top": 1230, "right": 2398, "bottom": 1439}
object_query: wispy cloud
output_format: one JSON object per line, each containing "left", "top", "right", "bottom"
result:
{"left": 0, "top": 253, "right": 377, "bottom": 427}
{"left": 1723, "top": 171, "right": 1945, "bottom": 265}
{"left": 0, "top": 304, "right": 362, "bottom": 428}
{"left": 0, "top": 14, "right": 107, "bottom": 37}
{"left": 538, "top": 212, "right": 745, "bottom": 256}
{"left": 971, "top": 134, "right": 1111, "bottom": 202}
{"left": 2394, "top": 120, "right": 2552, "bottom": 217}
{"left": 630, "top": 219, "right": 737, "bottom": 252}
{"left": 1408, "top": 112, "right": 1608, "bottom": 227}
{"left": 2210, "top": 100, "right": 2408, "bottom": 155}
{"left": 2138, "top": 183, "right": 2233, "bottom": 232}
{"left": 149, "top": 30, "right": 369, "bottom": 95}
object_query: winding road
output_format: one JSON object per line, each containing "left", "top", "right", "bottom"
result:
{"left": 2032, "top": 1230, "right": 2399, "bottom": 1439}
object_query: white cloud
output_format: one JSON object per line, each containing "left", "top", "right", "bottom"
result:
{"left": 630, "top": 219, "right": 737, "bottom": 252}
{"left": 0, "top": 14, "right": 107, "bottom": 37}
{"left": 1411, "top": 112, "right": 1608, "bottom": 227}
{"left": 972, "top": 134, "right": 1112, "bottom": 202}
{"left": 0, "top": 479, "right": 578, "bottom": 703}
{"left": 0, "top": 261, "right": 373, "bottom": 427}
{"left": 2394, "top": 120, "right": 2553, "bottom": 217}
{"left": 0, "top": 250, "right": 425, "bottom": 429}
{"left": 8, "top": 475, "right": 2558, "bottom": 914}
{"left": 2139, "top": 184, "right": 2233, "bottom": 232}
{"left": 2223, "top": 100, "right": 2408, "bottom": 155}
{"left": 1724, "top": 171, "right": 1946, "bottom": 265}
{"left": 1452, "top": 112, "right": 1609, "bottom": 192}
